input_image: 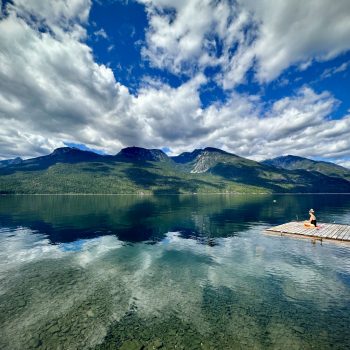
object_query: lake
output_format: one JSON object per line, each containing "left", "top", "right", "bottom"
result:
{"left": 0, "top": 194, "right": 349, "bottom": 349}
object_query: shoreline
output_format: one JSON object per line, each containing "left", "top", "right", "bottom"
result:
{"left": 2, "top": 192, "right": 350, "bottom": 196}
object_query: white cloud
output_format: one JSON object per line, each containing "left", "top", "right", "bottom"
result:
{"left": 107, "top": 44, "right": 115, "bottom": 52}
{"left": 94, "top": 28, "right": 108, "bottom": 40}
{"left": 336, "top": 160, "right": 350, "bottom": 169}
{"left": 0, "top": 3, "right": 130, "bottom": 158}
{"left": 132, "top": 74, "right": 208, "bottom": 144}
{"left": 138, "top": 0, "right": 350, "bottom": 87}
{"left": 1, "top": 0, "right": 350, "bottom": 166}
{"left": 7, "top": 0, "right": 91, "bottom": 38}
{"left": 138, "top": 0, "right": 242, "bottom": 75}
{"left": 244, "top": 0, "right": 350, "bottom": 83}
{"left": 195, "top": 87, "right": 350, "bottom": 161}
{"left": 321, "top": 61, "right": 350, "bottom": 79}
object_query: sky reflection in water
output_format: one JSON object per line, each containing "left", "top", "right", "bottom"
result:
{"left": 0, "top": 195, "right": 349, "bottom": 349}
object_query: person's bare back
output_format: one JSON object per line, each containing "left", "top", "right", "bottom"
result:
{"left": 304, "top": 209, "right": 317, "bottom": 227}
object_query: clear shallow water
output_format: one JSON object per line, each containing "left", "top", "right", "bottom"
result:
{"left": 0, "top": 194, "right": 349, "bottom": 350}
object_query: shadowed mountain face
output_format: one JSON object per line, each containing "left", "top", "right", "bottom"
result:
{"left": 1, "top": 147, "right": 350, "bottom": 194}
{"left": 0, "top": 147, "right": 107, "bottom": 174}
{"left": 116, "top": 147, "right": 169, "bottom": 162}
{"left": 0, "top": 157, "right": 23, "bottom": 167}
{"left": 171, "top": 149, "right": 203, "bottom": 164}
{"left": 263, "top": 155, "right": 350, "bottom": 181}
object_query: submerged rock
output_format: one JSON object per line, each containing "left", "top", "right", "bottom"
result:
{"left": 145, "top": 338, "right": 163, "bottom": 349}
{"left": 27, "top": 337, "right": 42, "bottom": 348}
{"left": 119, "top": 340, "right": 144, "bottom": 350}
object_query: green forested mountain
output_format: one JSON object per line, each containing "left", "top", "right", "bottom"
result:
{"left": 0, "top": 147, "right": 350, "bottom": 194}
{"left": 263, "top": 155, "right": 350, "bottom": 181}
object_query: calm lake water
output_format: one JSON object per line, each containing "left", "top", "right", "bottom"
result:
{"left": 0, "top": 194, "right": 349, "bottom": 350}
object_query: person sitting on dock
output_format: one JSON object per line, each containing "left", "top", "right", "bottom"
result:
{"left": 304, "top": 209, "right": 317, "bottom": 228}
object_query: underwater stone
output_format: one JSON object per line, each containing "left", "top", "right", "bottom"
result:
{"left": 119, "top": 340, "right": 144, "bottom": 350}
{"left": 17, "top": 299, "right": 27, "bottom": 308}
{"left": 292, "top": 326, "right": 304, "bottom": 334}
{"left": 147, "top": 338, "right": 163, "bottom": 349}
{"left": 27, "top": 336, "right": 42, "bottom": 348}
{"left": 47, "top": 323, "right": 61, "bottom": 334}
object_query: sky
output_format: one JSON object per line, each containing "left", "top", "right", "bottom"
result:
{"left": 0, "top": 0, "right": 350, "bottom": 167}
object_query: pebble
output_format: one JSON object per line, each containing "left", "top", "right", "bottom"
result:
{"left": 292, "top": 326, "right": 304, "bottom": 334}
{"left": 87, "top": 310, "right": 95, "bottom": 317}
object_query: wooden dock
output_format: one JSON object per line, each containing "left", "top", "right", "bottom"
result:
{"left": 266, "top": 221, "right": 350, "bottom": 242}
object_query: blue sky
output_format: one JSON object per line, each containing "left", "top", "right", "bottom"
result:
{"left": 88, "top": 0, "right": 350, "bottom": 116}
{"left": 0, "top": 0, "right": 350, "bottom": 167}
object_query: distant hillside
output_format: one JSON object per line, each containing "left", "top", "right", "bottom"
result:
{"left": 0, "top": 147, "right": 350, "bottom": 194}
{"left": 173, "top": 148, "right": 350, "bottom": 192}
{"left": 117, "top": 146, "right": 169, "bottom": 162}
{"left": 0, "top": 147, "right": 107, "bottom": 174}
{"left": 0, "top": 157, "right": 23, "bottom": 167}
{"left": 263, "top": 155, "right": 350, "bottom": 182}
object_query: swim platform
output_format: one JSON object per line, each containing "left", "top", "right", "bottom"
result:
{"left": 266, "top": 221, "right": 350, "bottom": 242}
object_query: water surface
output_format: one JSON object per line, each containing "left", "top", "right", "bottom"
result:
{"left": 0, "top": 194, "right": 349, "bottom": 349}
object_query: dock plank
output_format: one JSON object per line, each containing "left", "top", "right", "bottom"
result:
{"left": 341, "top": 230, "right": 350, "bottom": 241}
{"left": 339, "top": 227, "right": 350, "bottom": 240}
{"left": 266, "top": 221, "right": 350, "bottom": 243}
{"left": 325, "top": 225, "right": 340, "bottom": 239}
{"left": 330, "top": 225, "right": 347, "bottom": 239}
{"left": 322, "top": 224, "right": 340, "bottom": 239}
{"left": 318, "top": 225, "right": 334, "bottom": 238}
{"left": 332, "top": 225, "right": 348, "bottom": 239}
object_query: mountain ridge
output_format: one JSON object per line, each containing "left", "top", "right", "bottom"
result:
{"left": 117, "top": 146, "right": 169, "bottom": 162}
{"left": 0, "top": 157, "right": 23, "bottom": 167}
{"left": 263, "top": 155, "right": 350, "bottom": 181}
{"left": 1, "top": 147, "right": 350, "bottom": 194}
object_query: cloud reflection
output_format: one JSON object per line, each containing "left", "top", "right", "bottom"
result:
{"left": 0, "top": 226, "right": 349, "bottom": 349}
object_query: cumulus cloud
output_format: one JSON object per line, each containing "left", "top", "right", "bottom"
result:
{"left": 138, "top": 0, "right": 350, "bottom": 87}
{"left": 243, "top": 0, "right": 350, "bottom": 83}
{"left": 1, "top": 0, "right": 350, "bottom": 165}
{"left": 6, "top": 0, "right": 91, "bottom": 37}
{"left": 132, "top": 74, "right": 208, "bottom": 145}
{"left": 138, "top": 0, "right": 246, "bottom": 76}
{"left": 0, "top": 1, "right": 130, "bottom": 158}
{"left": 196, "top": 87, "right": 350, "bottom": 161}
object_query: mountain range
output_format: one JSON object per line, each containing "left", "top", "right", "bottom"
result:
{"left": 0, "top": 146, "right": 350, "bottom": 194}
{"left": 263, "top": 155, "right": 350, "bottom": 182}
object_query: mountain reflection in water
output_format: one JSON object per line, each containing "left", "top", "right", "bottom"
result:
{"left": 1, "top": 194, "right": 350, "bottom": 244}
{"left": 0, "top": 194, "right": 349, "bottom": 349}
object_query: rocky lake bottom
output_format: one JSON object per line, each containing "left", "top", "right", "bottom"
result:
{"left": 0, "top": 194, "right": 349, "bottom": 349}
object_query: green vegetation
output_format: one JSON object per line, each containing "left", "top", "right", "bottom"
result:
{"left": 1, "top": 147, "right": 350, "bottom": 194}
{"left": 0, "top": 160, "right": 266, "bottom": 194}
{"left": 263, "top": 155, "right": 350, "bottom": 181}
